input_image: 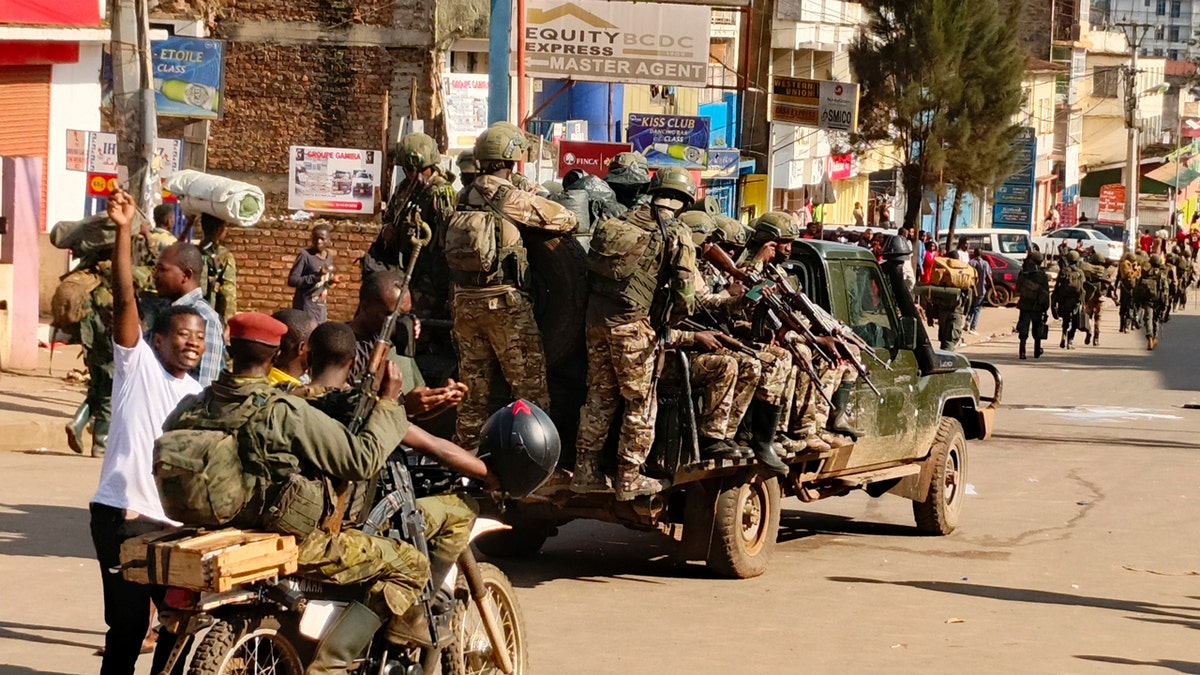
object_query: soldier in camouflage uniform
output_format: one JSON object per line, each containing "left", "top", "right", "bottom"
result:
{"left": 366, "top": 133, "right": 459, "bottom": 320}
{"left": 571, "top": 167, "right": 697, "bottom": 499}
{"left": 448, "top": 123, "right": 577, "bottom": 450}
{"left": 456, "top": 150, "right": 479, "bottom": 197}
{"left": 1136, "top": 254, "right": 1171, "bottom": 350}
{"left": 1052, "top": 250, "right": 1087, "bottom": 349}
{"left": 1117, "top": 252, "right": 1141, "bottom": 333}
{"left": 198, "top": 213, "right": 237, "bottom": 324}
{"left": 161, "top": 313, "right": 487, "bottom": 675}
{"left": 1080, "top": 252, "right": 1114, "bottom": 346}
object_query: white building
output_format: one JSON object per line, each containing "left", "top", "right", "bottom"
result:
{"left": 1096, "top": 0, "right": 1197, "bottom": 61}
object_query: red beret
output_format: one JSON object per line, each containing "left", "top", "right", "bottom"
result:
{"left": 228, "top": 312, "right": 287, "bottom": 346}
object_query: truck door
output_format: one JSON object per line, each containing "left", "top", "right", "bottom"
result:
{"left": 835, "top": 261, "right": 923, "bottom": 466}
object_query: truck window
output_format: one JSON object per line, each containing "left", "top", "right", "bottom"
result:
{"left": 842, "top": 263, "right": 897, "bottom": 351}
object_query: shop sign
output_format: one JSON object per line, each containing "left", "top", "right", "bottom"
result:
{"left": 626, "top": 113, "right": 710, "bottom": 169}
{"left": 558, "top": 140, "right": 631, "bottom": 178}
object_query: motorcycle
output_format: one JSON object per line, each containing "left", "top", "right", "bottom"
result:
{"left": 151, "top": 451, "right": 528, "bottom": 675}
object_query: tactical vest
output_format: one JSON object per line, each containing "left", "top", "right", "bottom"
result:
{"left": 587, "top": 209, "right": 669, "bottom": 316}
{"left": 444, "top": 184, "right": 528, "bottom": 288}
{"left": 1056, "top": 266, "right": 1086, "bottom": 304}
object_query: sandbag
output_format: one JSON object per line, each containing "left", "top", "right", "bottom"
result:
{"left": 165, "top": 170, "right": 265, "bottom": 227}
{"left": 929, "top": 257, "right": 977, "bottom": 291}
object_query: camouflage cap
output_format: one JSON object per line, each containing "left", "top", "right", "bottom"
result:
{"left": 605, "top": 152, "right": 651, "bottom": 186}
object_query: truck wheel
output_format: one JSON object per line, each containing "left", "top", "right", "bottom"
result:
{"left": 912, "top": 417, "right": 967, "bottom": 535}
{"left": 987, "top": 285, "right": 1012, "bottom": 307}
{"left": 473, "top": 522, "right": 551, "bottom": 559}
{"left": 706, "top": 476, "right": 781, "bottom": 579}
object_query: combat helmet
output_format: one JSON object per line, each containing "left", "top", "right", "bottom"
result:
{"left": 1091, "top": 251, "right": 1107, "bottom": 266}
{"left": 647, "top": 166, "right": 697, "bottom": 205}
{"left": 1066, "top": 250, "right": 1081, "bottom": 263}
{"left": 605, "top": 152, "right": 651, "bottom": 186}
{"left": 749, "top": 211, "right": 800, "bottom": 245}
{"left": 678, "top": 211, "right": 716, "bottom": 246}
{"left": 456, "top": 150, "right": 480, "bottom": 175}
{"left": 475, "top": 122, "right": 527, "bottom": 163}
{"left": 396, "top": 132, "right": 439, "bottom": 172}
{"left": 712, "top": 215, "right": 750, "bottom": 247}
{"left": 1150, "top": 253, "right": 1165, "bottom": 267}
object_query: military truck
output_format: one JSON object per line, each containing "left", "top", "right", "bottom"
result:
{"left": 469, "top": 239, "right": 1001, "bottom": 579}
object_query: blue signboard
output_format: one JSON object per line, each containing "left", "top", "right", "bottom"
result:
{"left": 991, "top": 127, "right": 1036, "bottom": 230}
{"left": 151, "top": 37, "right": 226, "bottom": 120}
{"left": 627, "top": 114, "right": 711, "bottom": 169}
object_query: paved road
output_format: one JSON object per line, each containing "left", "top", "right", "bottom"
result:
{"left": 2, "top": 306, "right": 1199, "bottom": 674}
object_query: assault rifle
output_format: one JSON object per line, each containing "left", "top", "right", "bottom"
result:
{"left": 698, "top": 244, "right": 833, "bottom": 407}
{"left": 324, "top": 219, "right": 434, "bottom": 536}
{"left": 677, "top": 317, "right": 759, "bottom": 358}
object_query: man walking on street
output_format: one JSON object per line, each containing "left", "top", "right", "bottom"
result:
{"left": 966, "top": 248, "right": 993, "bottom": 334}
{"left": 1016, "top": 252, "right": 1050, "bottom": 359}
{"left": 1052, "top": 250, "right": 1086, "bottom": 350}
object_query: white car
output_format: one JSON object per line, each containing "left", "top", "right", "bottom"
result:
{"left": 1032, "top": 227, "right": 1125, "bottom": 261}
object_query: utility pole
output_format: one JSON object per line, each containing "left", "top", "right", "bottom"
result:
{"left": 1117, "top": 21, "right": 1154, "bottom": 249}
{"left": 110, "top": 0, "right": 158, "bottom": 214}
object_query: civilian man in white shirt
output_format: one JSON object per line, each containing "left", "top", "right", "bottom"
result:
{"left": 88, "top": 189, "right": 205, "bottom": 675}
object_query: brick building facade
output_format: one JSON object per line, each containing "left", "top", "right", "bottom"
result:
{"left": 164, "top": 0, "right": 444, "bottom": 315}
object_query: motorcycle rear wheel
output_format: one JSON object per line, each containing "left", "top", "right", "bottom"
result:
{"left": 189, "top": 612, "right": 306, "bottom": 675}
{"left": 446, "top": 562, "right": 529, "bottom": 675}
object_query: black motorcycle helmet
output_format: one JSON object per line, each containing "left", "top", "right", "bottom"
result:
{"left": 478, "top": 400, "right": 561, "bottom": 498}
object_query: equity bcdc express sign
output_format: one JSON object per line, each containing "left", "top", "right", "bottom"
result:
{"left": 518, "top": 0, "right": 710, "bottom": 87}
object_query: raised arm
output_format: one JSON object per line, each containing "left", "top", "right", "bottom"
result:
{"left": 107, "top": 190, "right": 142, "bottom": 348}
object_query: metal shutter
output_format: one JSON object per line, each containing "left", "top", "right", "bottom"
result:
{"left": 0, "top": 66, "right": 52, "bottom": 230}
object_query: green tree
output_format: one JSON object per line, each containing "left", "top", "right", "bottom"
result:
{"left": 851, "top": 0, "right": 1026, "bottom": 240}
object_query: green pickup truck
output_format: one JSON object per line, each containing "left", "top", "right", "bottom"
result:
{"left": 472, "top": 239, "right": 1001, "bottom": 578}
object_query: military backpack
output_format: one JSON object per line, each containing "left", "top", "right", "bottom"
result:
{"left": 51, "top": 269, "right": 103, "bottom": 329}
{"left": 444, "top": 184, "right": 527, "bottom": 287}
{"left": 587, "top": 211, "right": 671, "bottom": 314}
{"left": 1133, "top": 271, "right": 1166, "bottom": 306}
{"left": 154, "top": 389, "right": 285, "bottom": 528}
{"left": 1055, "top": 266, "right": 1086, "bottom": 304}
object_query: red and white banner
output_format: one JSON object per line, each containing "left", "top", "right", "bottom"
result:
{"left": 557, "top": 140, "right": 631, "bottom": 179}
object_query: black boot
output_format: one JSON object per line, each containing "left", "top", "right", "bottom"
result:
{"left": 1019, "top": 341, "right": 1027, "bottom": 360}
{"left": 1034, "top": 340, "right": 1044, "bottom": 358}
{"left": 829, "top": 384, "right": 864, "bottom": 439}
{"left": 65, "top": 402, "right": 89, "bottom": 455}
{"left": 750, "top": 404, "right": 789, "bottom": 475}
{"left": 700, "top": 436, "right": 743, "bottom": 460}
{"left": 310, "top": 602, "right": 383, "bottom": 675}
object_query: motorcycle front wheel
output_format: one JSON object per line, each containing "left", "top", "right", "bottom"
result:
{"left": 446, "top": 562, "right": 529, "bottom": 675}
{"left": 189, "top": 612, "right": 306, "bottom": 675}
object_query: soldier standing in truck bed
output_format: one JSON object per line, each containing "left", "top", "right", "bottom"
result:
{"left": 570, "top": 167, "right": 697, "bottom": 500}
{"left": 446, "top": 123, "right": 577, "bottom": 450}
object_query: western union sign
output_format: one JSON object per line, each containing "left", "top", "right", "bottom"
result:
{"left": 771, "top": 75, "right": 860, "bottom": 132}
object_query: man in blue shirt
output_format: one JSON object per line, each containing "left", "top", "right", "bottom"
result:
{"left": 967, "top": 248, "right": 994, "bottom": 335}
{"left": 152, "top": 240, "right": 225, "bottom": 385}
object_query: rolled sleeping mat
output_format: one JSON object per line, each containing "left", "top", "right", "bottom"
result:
{"left": 165, "top": 170, "right": 266, "bottom": 227}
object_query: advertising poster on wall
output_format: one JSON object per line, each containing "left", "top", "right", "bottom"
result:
{"left": 626, "top": 114, "right": 711, "bottom": 170}
{"left": 151, "top": 37, "right": 226, "bottom": 120}
{"left": 288, "top": 146, "right": 382, "bottom": 214}
{"left": 558, "top": 140, "right": 631, "bottom": 178}
{"left": 68, "top": 130, "right": 183, "bottom": 179}
{"left": 442, "top": 74, "right": 490, "bottom": 150}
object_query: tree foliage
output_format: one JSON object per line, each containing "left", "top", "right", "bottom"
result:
{"left": 851, "top": 0, "right": 1027, "bottom": 240}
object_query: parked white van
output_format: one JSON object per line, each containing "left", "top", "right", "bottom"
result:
{"left": 938, "top": 228, "right": 1032, "bottom": 261}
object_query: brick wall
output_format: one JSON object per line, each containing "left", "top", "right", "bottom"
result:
{"left": 225, "top": 216, "right": 380, "bottom": 321}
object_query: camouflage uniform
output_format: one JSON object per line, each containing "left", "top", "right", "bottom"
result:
{"left": 290, "top": 383, "right": 479, "bottom": 576}
{"left": 164, "top": 374, "right": 428, "bottom": 621}
{"left": 450, "top": 174, "right": 577, "bottom": 449}
{"left": 370, "top": 172, "right": 459, "bottom": 319}
{"left": 576, "top": 207, "right": 697, "bottom": 474}
{"left": 1136, "top": 258, "right": 1170, "bottom": 348}
{"left": 1117, "top": 254, "right": 1141, "bottom": 332}
{"left": 1080, "top": 257, "right": 1113, "bottom": 345}
{"left": 199, "top": 242, "right": 237, "bottom": 324}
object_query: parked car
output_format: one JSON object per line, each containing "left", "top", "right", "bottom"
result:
{"left": 938, "top": 228, "right": 1031, "bottom": 262}
{"left": 1081, "top": 222, "right": 1126, "bottom": 242}
{"left": 979, "top": 251, "right": 1021, "bottom": 306}
{"left": 1032, "top": 227, "right": 1125, "bottom": 261}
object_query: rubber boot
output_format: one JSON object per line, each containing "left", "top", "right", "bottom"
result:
{"left": 309, "top": 602, "right": 383, "bottom": 675}
{"left": 65, "top": 402, "right": 89, "bottom": 455}
{"left": 828, "top": 384, "right": 863, "bottom": 439}
{"left": 614, "top": 464, "right": 665, "bottom": 501}
{"left": 569, "top": 451, "right": 608, "bottom": 494}
{"left": 699, "top": 436, "right": 743, "bottom": 461}
{"left": 386, "top": 602, "right": 434, "bottom": 647}
{"left": 750, "top": 404, "right": 789, "bottom": 476}
{"left": 91, "top": 434, "right": 107, "bottom": 458}
{"left": 1019, "top": 340, "right": 1027, "bottom": 360}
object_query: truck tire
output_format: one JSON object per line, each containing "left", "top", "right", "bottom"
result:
{"left": 987, "top": 284, "right": 1012, "bottom": 307}
{"left": 473, "top": 521, "right": 552, "bottom": 559}
{"left": 912, "top": 417, "right": 967, "bottom": 535}
{"left": 705, "top": 475, "right": 781, "bottom": 579}
{"left": 524, "top": 232, "right": 587, "bottom": 369}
